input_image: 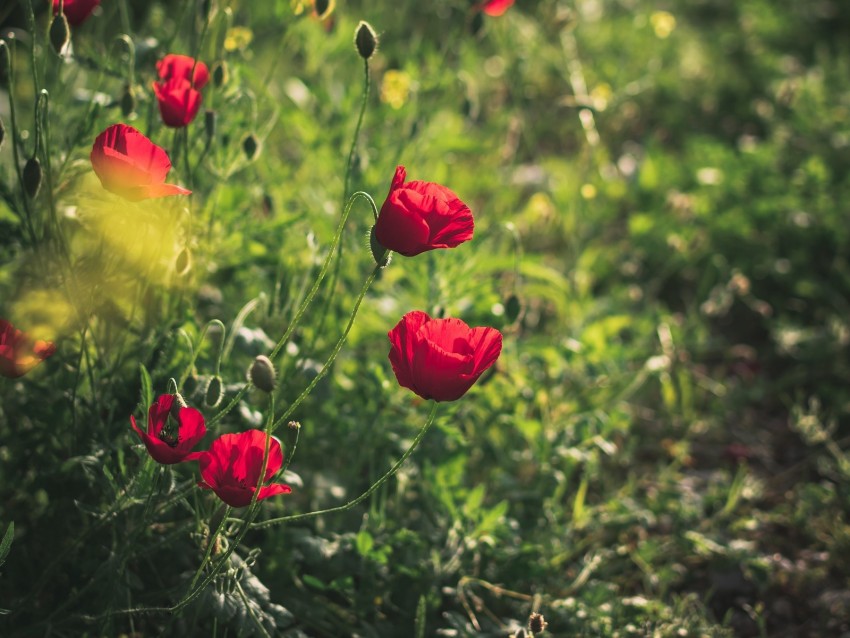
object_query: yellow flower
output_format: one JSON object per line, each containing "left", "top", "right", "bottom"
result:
{"left": 224, "top": 27, "right": 253, "bottom": 52}
{"left": 650, "top": 11, "right": 676, "bottom": 39}
{"left": 380, "top": 70, "right": 411, "bottom": 110}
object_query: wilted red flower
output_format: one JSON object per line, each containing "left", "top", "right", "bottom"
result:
{"left": 0, "top": 318, "right": 56, "bottom": 378}
{"left": 130, "top": 394, "right": 206, "bottom": 464}
{"left": 90, "top": 123, "right": 191, "bottom": 200}
{"left": 52, "top": 0, "right": 100, "bottom": 26}
{"left": 388, "top": 310, "right": 502, "bottom": 402}
{"left": 153, "top": 54, "right": 208, "bottom": 128}
{"left": 480, "top": 0, "right": 515, "bottom": 16}
{"left": 198, "top": 430, "right": 292, "bottom": 508}
{"left": 373, "top": 165, "right": 474, "bottom": 257}
{"left": 156, "top": 54, "right": 210, "bottom": 89}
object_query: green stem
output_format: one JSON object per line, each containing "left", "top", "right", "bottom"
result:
{"left": 207, "top": 192, "right": 379, "bottom": 428}
{"left": 271, "top": 264, "right": 380, "bottom": 433}
{"left": 254, "top": 402, "right": 438, "bottom": 529}
{"left": 343, "top": 59, "right": 370, "bottom": 207}
{"left": 185, "top": 504, "right": 231, "bottom": 594}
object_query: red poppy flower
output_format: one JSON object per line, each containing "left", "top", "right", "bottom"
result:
{"left": 90, "top": 124, "right": 191, "bottom": 201}
{"left": 388, "top": 310, "right": 502, "bottom": 402}
{"left": 52, "top": 0, "right": 100, "bottom": 26}
{"left": 480, "top": 0, "right": 515, "bottom": 16}
{"left": 198, "top": 431, "right": 292, "bottom": 508}
{"left": 373, "top": 165, "right": 474, "bottom": 257}
{"left": 153, "top": 54, "right": 208, "bottom": 128}
{"left": 156, "top": 54, "right": 210, "bottom": 89}
{"left": 152, "top": 78, "right": 203, "bottom": 128}
{"left": 130, "top": 394, "right": 206, "bottom": 464}
{"left": 0, "top": 318, "right": 56, "bottom": 378}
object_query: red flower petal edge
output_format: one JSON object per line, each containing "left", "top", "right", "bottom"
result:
{"left": 388, "top": 310, "right": 502, "bottom": 401}
{"left": 53, "top": 0, "right": 101, "bottom": 26}
{"left": 480, "top": 0, "right": 515, "bottom": 17}
{"left": 197, "top": 431, "right": 292, "bottom": 508}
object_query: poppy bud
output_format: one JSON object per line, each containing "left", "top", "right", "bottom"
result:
{"left": 314, "top": 0, "right": 331, "bottom": 19}
{"left": 248, "top": 355, "right": 276, "bottom": 393}
{"left": 470, "top": 11, "right": 485, "bottom": 36}
{"left": 528, "top": 612, "right": 547, "bottom": 635}
{"left": 49, "top": 13, "right": 70, "bottom": 54}
{"left": 354, "top": 21, "right": 377, "bottom": 60}
{"left": 212, "top": 61, "right": 228, "bottom": 87}
{"left": 23, "top": 156, "right": 43, "bottom": 199}
{"left": 504, "top": 294, "right": 521, "bottom": 323}
{"left": 369, "top": 225, "right": 391, "bottom": 268}
{"left": 204, "top": 375, "right": 224, "bottom": 408}
{"left": 204, "top": 109, "right": 216, "bottom": 143}
{"left": 169, "top": 391, "right": 188, "bottom": 420}
{"left": 120, "top": 84, "right": 135, "bottom": 116}
{"left": 0, "top": 40, "right": 9, "bottom": 88}
{"left": 242, "top": 134, "right": 259, "bottom": 160}
{"left": 176, "top": 247, "right": 191, "bottom": 275}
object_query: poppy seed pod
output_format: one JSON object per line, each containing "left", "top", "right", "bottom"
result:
{"left": 49, "top": 13, "right": 70, "bottom": 54}
{"left": 354, "top": 21, "right": 377, "bottom": 60}
{"left": 204, "top": 375, "right": 224, "bottom": 408}
{"left": 528, "top": 612, "right": 547, "bottom": 635}
{"left": 248, "top": 355, "right": 276, "bottom": 393}
{"left": 23, "top": 157, "right": 43, "bottom": 199}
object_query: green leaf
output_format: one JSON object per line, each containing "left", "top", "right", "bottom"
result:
{"left": 139, "top": 363, "right": 153, "bottom": 409}
{"left": 355, "top": 529, "right": 374, "bottom": 556}
{"left": 0, "top": 522, "right": 14, "bottom": 568}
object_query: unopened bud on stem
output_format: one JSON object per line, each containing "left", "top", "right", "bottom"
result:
{"left": 212, "top": 61, "right": 228, "bottom": 87}
{"left": 369, "top": 225, "right": 391, "bottom": 268}
{"left": 49, "top": 13, "right": 70, "bottom": 54}
{"left": 0, "top": 41, "right": 10, "bottom": 88}
{"left": 120, "top": 84, "right": 135, "bottom": 116}
{"left": 205, "top": 375, "right": 224, "bottom": 408}
{"left": 242, "top": 134, "right": 259, "bottom": 161}
{"left": 23, "top": 157, "right": 42, "bottom": 199}
{"left": 354, "top": 21, "right": 377, "bottom": 60}
{"left": 248, "top": 355, "right": 276, "bottom": 393}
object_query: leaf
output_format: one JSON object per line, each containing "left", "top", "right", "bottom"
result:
{"left": 301, "top": 574, "right": 326, "bottom": 591}
{"left": 0, "top": 522, "right": 14, "bottom": 568}
{"left": 355, "top": 530, "right": 374, "bottom": 556}
{"left": 139, "top": 363, "right": 153, "bottom": 409}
